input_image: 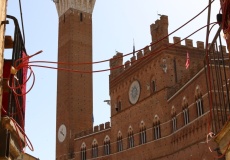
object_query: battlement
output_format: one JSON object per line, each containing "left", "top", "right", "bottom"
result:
{"left": 109, "top": 36, "right": 228, "bottom": 80}
{"left": 150, "top": 15, "right": 169, "bottom": 45}
{"left": 55, "top": 0, "right": 96, "bottom": 17}
{"left": 109, "top": 52, "right": 124, "bottom": 79}
{"left": 75, "top": 122, "right": 111, "bottom": 139}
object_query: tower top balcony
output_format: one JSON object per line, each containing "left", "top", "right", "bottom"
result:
{"left": 54, "top": 0, "right": 96, "bottom": 17}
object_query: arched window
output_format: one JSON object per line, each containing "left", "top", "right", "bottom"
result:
{"left": 182, "top": 97, "right": 189, "bottom": 125}
{"left": 196, "top": 97, "right": 203, "bottom": 116}
{"left": 195, "top": 86, "right": 204, "bottom": 117}
{"left": 80, "top": 142, "right": 86, "bottom": 160}
{"left": 117, "top": 131, "right": 123, "bottom": 152}
{"left": 152, "top": 80, "right": 156, "bottom": 93}
{"left": 115, "top": 97, "right": 122, "bottom": 112}
{"left": 183, "top": 107, "right": 189, "bottom": 125}
{"left": 139, "top": 121, "right": 146, "bottom": 144}
{"left": 172, "top": 117, "right": 177, "bottom": 132}
{"left": 92, "top": 139, "right": 98, "bottom": 158}
{"left": 118, "top": 100, "right": 122, "bottom": 111}
{"left": 104, "top": 135, "right": 110, "bottom": 155}
{"left": 153, "top": 115, "right": 161, "bottom": 140}
{"left": 171, "top": 106, "right": 177, "bottom": 132}
{"left": 80, "top": 12, "right": 83, "bottom": 21}
{"left": 128, "top": 126, "right": 134, "bottom": 148}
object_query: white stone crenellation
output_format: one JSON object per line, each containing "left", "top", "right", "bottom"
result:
{"left": 55, "top": 0, "right": 96, "bottom": 17}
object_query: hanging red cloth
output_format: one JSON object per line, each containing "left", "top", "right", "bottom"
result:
{"left": 185, "top": 52, "right": 190, "bottom": 69}
{"left": 2, "top": 60, "right": 12, "bottom": 116}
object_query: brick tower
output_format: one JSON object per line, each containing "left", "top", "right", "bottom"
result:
{"left": 54, "top": 0, "right": 96, "bottom": 159}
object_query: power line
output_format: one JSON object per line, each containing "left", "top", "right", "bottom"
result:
{"left": 19, "top": 0, "right": 26, "bottom": 45}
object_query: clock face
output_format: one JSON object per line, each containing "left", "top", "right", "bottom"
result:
{"left": 129, "top": 80, "right": 141, "bottom": 104}
{"left": 58, "top": 124, "right": 66, "bottom": 143}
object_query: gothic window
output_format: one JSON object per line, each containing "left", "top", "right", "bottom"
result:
{"left": 182, "top": 97, "right": 189, "bottom": 125}
{"left": 183, "top": 108, "right": 189, "bottom": 125}
{"left": 104, "top": 135, "right": 110, "bottom": 155}
{"left": 117, "top": 131, "right": 123, "bottom": 152}
{"left": 195, "top": 86, "right": 204, "bottom": 117}
{"left": 196, "top": 97, "right": 203, "bottom": 116}
{"left": 171, "top": 106, "right": 177, "bottom": 132}
{"left": 115, "top": 97, "right": 122, "bottom": 112}
{"left": 80, "top": 12, "right": 83, "bottom": 22}
{"left": 152, "top": 80, "right": 156, "bottom": 93}
{"left": 81, "top": 142, "right": 86, "bottom": 160}
{"left": 139, "top": 121, "right": 147, "bottom": 144}
{"left": 172, "top": 117, "right": 177, "bottom": 132}
{"left": 118, "top": 100, "right": 122, "bottom": 111}
{"left": 128, "top": 126, "right": 134, "bottom": 148}
{"left": 153, "top": 115, "right": 161, "bottom": 140}
{"left": 92, "top": 139, "right": 98, "bottom": 158}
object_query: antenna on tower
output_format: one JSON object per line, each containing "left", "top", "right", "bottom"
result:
{"left": 133, "top": 39, "right": 135, "bottom": 56}
{"left": 157, "top": 11, "right": 162, "bottom": 17}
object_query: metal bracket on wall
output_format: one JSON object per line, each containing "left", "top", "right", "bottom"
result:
{"left": 1, "top": 20, "right": 9, "bottom": 25}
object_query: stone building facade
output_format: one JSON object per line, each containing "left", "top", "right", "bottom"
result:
{"left": 55, "top": 1, "right": 229, "bottom": 160}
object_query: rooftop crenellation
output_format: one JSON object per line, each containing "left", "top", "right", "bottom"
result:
{"left": 109, "top": 33, "right": 228, "bottom": 80}
{"left": 75, "top": 121, "right": 111, "bottom": 139}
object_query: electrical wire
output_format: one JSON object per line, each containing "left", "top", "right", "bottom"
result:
{"left": 27, "top": 0, "right": 215, "bottom": 67}
{"left": 7, "top": 66, "right": 35, "bottom": 96}
{"left": 19, "top": 0, "right": 25, "bottom": 44}
{"left": 5, "top": 0, "right": 218, "bottom": 154}
{"left": 10, "top": 117, "right": 34, "bottom": 152}
{"left": 5, "top": 21, "right": 214, "bottom": 151}
{"left": 5, "top": 52, "right": 36, "bottom": 152}
{"left": 23, "top": 22, "right": 217, "bottom": 74}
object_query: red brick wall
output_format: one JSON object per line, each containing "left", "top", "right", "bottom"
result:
{"left": 70, "top": 15, "right": 225, "bottom": 160}
{"left": 56, "top": 9, "right": 93, "bottom": 158}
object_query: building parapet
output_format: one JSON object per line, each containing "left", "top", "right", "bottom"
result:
{"left": 75, "top": 121, "right": 111, "bottom": 139}
{"left": 109, "top": 36, "right": 228, "bottom": 81}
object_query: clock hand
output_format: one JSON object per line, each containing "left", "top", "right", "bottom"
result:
{"left": 60, "top": 131, "right": 65, "bottom": 136}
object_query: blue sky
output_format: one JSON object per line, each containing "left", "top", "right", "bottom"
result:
{"left": 5, "top": 0, "right": 220, "bottom": 159}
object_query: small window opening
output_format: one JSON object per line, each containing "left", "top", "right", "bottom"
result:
{"left": 80, "top": 13, "right": 83, "bottom": 22}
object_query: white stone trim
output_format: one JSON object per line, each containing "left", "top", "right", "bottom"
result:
{"left": 55, "top": 0, "right": 96, "bottom": 17}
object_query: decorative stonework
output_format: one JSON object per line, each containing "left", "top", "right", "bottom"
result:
{"left": 55, "top": 0, "right": 96, "bottom": 17}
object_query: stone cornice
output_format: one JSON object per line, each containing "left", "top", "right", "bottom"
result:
{"left": 55, "top": 0, "right": 96, "bottom": 17}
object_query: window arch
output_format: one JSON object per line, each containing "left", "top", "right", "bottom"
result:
{"left": 104, "top": 135, "right": 110, "bottom": 155}
{"left": 171, "top": 106, "right": 177, "bottom": 132}
{"left": 182, "top": 97, "right": 189, "bottom": 125}
{"left": 195, "top": 86, "right": 204, "bottom": 117}
{"left": 80, "top": 142, "right": 86, "bottom": 160}
{"left": 127, "top": 126, "right": 134, "bottom": 148}
{"left": 117, "top": 131, "right": 123, "bottom": 152}
{"left": 115, "top": 96, "right": 122, "bottom": 112}
{"left": 92, "top": 139, "right": 98, "bottom": 158}
{"left": 152, "top": 80, "right": 156, "bottom": 92}
{"left": 149, "top": 75, "right": 156, "bottom": 93}
{"left": 139, "top": 121, "right": 147, "bottom": 144}
{"left": 153, "top": 115, "right": 161, "bottom": 140}
{"left": 80, "top": 12, "right": 83, "bottom": 21}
